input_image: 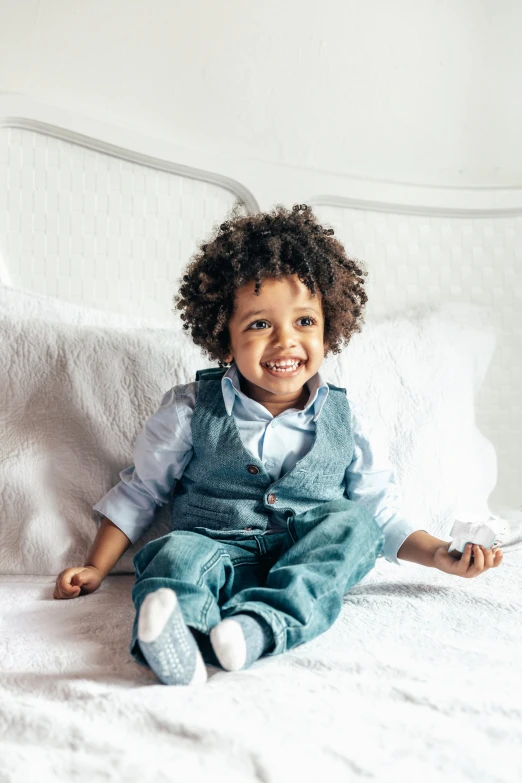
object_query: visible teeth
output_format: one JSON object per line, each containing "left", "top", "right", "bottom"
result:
{"left": 265, "top": 360, "right": 301, "bottom": 371}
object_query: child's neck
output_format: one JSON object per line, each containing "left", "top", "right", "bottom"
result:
{"left": 239, "top": 376, "right": 310, "bottom": 417}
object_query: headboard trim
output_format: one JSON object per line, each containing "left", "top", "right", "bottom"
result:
{"left": 0, "top": 116, "right": 260, "bottom": 214}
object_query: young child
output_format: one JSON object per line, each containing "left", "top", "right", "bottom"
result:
{"left": 54, "top": 204, "right": 503, "bottom": 686}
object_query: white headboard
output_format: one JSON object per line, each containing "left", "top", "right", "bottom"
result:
{"left": 1, "top": 96, "right": 521, "bottom": 513}
{"left": 0, "top": 125, "right": 253, "bottom": 321}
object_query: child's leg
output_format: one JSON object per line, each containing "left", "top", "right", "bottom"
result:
{"left": 131, "top": 531, "right": 224, "bottom": 673}
{"left": 130, "top": 530, "right": 269, "bottom": 682}
{"left": 214, "top": 499, "right": 385, "bottom": 667}
{"left": 136, "top": 586, "right": 207, "bottom": 686}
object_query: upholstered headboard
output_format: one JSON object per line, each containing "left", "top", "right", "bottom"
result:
{"left": 1, "top": 96, "right": 520, "bottom": 512}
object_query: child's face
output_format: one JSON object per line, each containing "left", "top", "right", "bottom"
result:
{"left": 225, "top": 274, "right": 326, "bottom": 405}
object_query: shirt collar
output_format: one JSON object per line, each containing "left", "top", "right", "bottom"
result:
{"left": 221, "top": 363, "right": 329, "bottom": 421}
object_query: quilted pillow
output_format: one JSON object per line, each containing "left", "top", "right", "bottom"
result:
{"left": 0, "top": 283, "right": 177, "bottom": 328}
{"left": 334, "top": 302, "right": 497, "bottom": 539}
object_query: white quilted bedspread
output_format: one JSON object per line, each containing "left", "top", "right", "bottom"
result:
{"left": 1, "top": 519, "right": 521, "bottom": 783}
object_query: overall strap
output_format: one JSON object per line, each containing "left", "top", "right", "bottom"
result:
{"left": 195, "top": 366, "right": 228, "bottom": 382}
{"left": 326, "top": 381, "right": 347, "bottom": 394}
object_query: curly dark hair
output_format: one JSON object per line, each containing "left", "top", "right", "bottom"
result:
{"left": 174, "top": 203, "right": 368, "bottom": 366}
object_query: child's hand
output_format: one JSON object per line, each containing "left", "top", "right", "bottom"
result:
{"left": 53, "top": 566, "right": 103, "bottom": 599}
{"left": 432, "top": 542, "right": 503, "bottom": 578}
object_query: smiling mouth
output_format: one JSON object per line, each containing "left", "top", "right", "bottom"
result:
{"left": 262, "top": 359, "right": 305, "bottom": 374}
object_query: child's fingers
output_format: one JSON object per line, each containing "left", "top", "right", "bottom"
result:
{"left": 53, "top": 568, "right": 84, "bottom": 599}
{"left": 444, "top": 542, "right": 503, "bottom": 578}
{"left": 475, "top": 545, "right": 503, "bottom": 572}
{"left": 57, "top": 581, "right": 81, "bottom": 598}
{"left": 492, "top": 548, "right": 504, "bottom": 567}
{"left": 470, "top": 544, "right": 484, "bottom": 574}
{"left": 53, "top": 581, "right": 80, "bottom": 599}
{"left": 459, "top": 543, "right": 474, "bottom": 572}
{"left": 71, "top": 570, "right": 100, "bottom": 590}
{"left": 476, "top": 544, "right": 493, "bottom": 571}
{"left": 480, "top": 546, "right": 495, "bottom": 569}
{"left": 472, "top": 544, "right": 507, "bottom": 575}
{"left": 457, "top": 543, "right": 483, "bottom": 577}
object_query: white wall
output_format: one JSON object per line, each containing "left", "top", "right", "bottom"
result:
{"left": 1, "top": 0, "right": 520, "bottom": 188}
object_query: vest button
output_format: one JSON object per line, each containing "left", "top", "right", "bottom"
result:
{"left": 267, "top": 493, "right": 277, "bottom": 505}
{"left": 247, "top": 465, "right": 260, "bottom": 475}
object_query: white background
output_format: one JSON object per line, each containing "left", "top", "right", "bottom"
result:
{"left": 1, "top": 0, "right": 521, "bottom": 187}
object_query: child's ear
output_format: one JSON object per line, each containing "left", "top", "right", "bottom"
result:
{"left": 223, "top": 351, "right": 233, "bottom": 364}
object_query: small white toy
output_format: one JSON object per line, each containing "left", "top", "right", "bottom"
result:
{"left": 448, "top": 514, "right": 509, "bottom": 554}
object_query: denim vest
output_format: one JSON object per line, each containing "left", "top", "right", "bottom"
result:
{"left": 170, "top": 367, "right": 355, "bottom": 535}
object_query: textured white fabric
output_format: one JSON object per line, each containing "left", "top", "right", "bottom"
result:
{"left": 338, "top": 302, "right": 500, "bottom": 536}
{"left": 0, "top": 282, "right": 177, "bottom": 328}
{"left": 0, "top": 290, "right": 498, "bottom": 575}
{"left": 0, "top": 127, "right": 242, "bottom": 323}
{"left": 0, "top": 514, "right": 521, "bottom": 782}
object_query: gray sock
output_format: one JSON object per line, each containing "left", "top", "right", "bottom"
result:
{"left": 137, "top": 588, "right": 207, "bottom": 686}
{"left": 210, "top": 612, "right": 274, "bottom": 671}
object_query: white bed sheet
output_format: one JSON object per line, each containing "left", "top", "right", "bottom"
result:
{"left": 1, "top": 523, "right": 521, "bottom": 783}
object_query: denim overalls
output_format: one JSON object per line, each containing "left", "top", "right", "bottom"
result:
{"left": 130, "top": 368, "right": 385, "bottom": 664}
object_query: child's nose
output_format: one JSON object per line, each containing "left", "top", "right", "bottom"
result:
{"left": 272, "top": 324, "right": 297, "bottom": 345}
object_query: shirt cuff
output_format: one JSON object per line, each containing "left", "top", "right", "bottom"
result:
{"left": 381, "top": 517, "right": 426, "bottom": 566}
{"left": 93, "top": 481, "right": 156, "bottom": 545}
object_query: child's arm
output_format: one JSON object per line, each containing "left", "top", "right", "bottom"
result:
{"left": 54, "top": 383, "right": 197, "bottom": 599}
{"left": 398, "top": 530, "right": 503, "bottom": 577}
{"left": 397, "top": 530, "right": 450, "bottom": 566}
{"left": 54, "top": 516, "right": 131, "bottom": 599}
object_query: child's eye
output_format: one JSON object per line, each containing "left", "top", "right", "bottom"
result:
{"left": 248, "top": 320, "right": 270, "bottom": 330}
{"left": 247, "top": 317, "right": 316, "bottom": 330}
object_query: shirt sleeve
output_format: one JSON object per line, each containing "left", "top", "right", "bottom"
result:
{"left": 93, "top": 383, "right": 197, "bottom": 544}
{"left": 344, "top": 401, "right": 426, "bottom": 566}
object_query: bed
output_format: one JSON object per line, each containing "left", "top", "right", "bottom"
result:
{"left": 1, "top": 96, "right": 521, "bottom": 783}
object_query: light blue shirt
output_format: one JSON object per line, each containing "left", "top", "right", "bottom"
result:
{"left": 94, "top": 364, "right": 422, "bottom": 565}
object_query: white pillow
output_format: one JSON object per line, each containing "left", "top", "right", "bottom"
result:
{"left": 328, "top": 302, "right": 498, "bottom": 538}
{"left": 0, "top": 283, "right": 177, "bottom": 328}
{"left": 0, "top": 301, "right": 497, "bottom": 575}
